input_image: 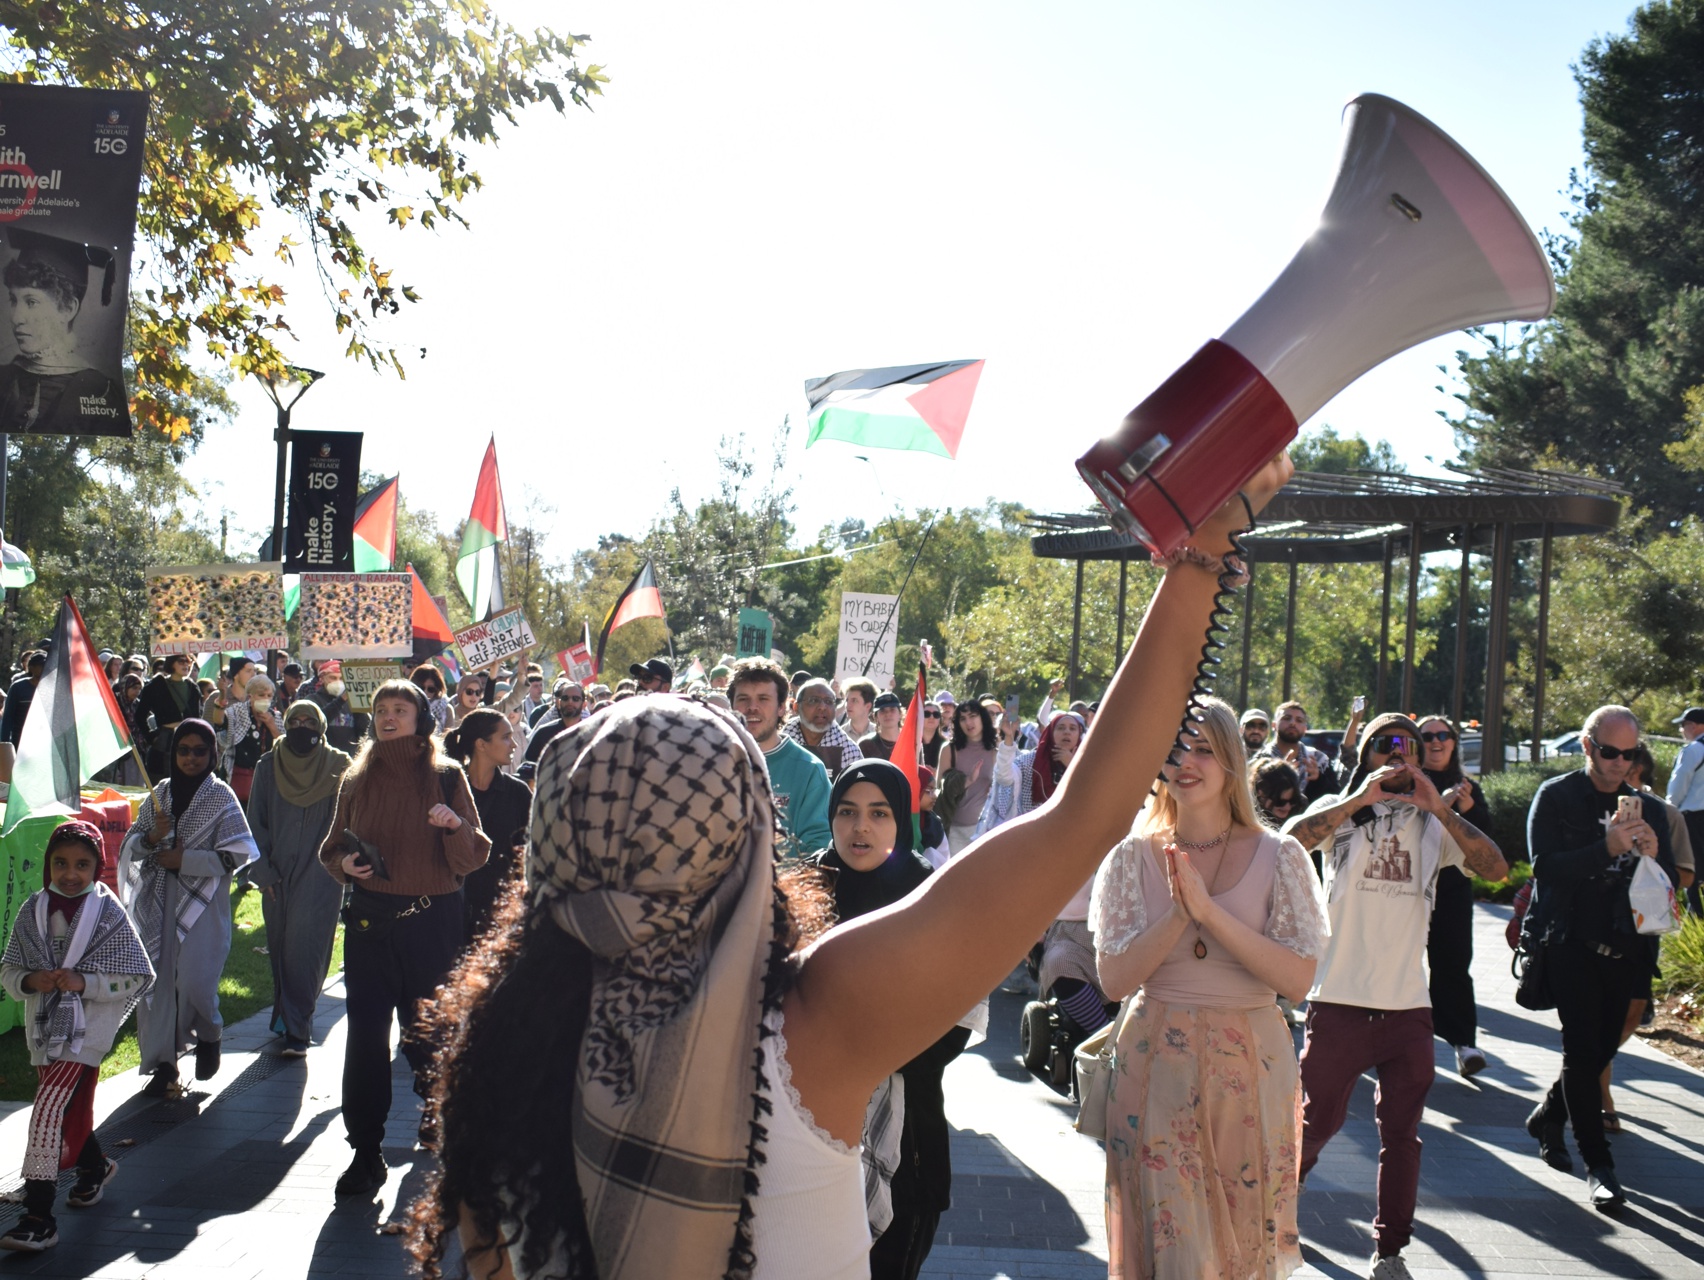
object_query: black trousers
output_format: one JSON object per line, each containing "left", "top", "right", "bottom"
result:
{"left": 1427, "top": 867, "right": 1478, "bottom": 1048}
{"left": 1533, "top": 941, "right": 1641, "bottom": 1170}
{"left": 1684, "top": 810, "right": 1704, "bottom": 917}
{"left": 341, "top": 890, "right": 464, "bottom": 1152}
{"left": 871, "top": 1024, "right": 973, "bottom": 1280}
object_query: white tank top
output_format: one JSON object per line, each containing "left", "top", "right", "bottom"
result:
{"left": 749, "top": 1013, "right": 870, "bottom": 1280}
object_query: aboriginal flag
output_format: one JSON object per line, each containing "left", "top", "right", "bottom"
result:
{"left": 594, "top": 559, "right": 665, "bottom": 676}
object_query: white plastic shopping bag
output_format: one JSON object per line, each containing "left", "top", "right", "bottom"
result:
{"left": 1630, "top": 856, "right": 1680, "bottom": 936}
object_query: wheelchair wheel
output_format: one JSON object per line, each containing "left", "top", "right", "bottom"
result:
{"left": 1019, "top": 1000, "right": 1051, "bottom": 1074}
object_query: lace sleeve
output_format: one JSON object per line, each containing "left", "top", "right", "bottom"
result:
{"left": 1267, "top": 833, "right": 1329, "bottom": 960}
{"left": 1088, "top": 829, "right": 1149, "bottom": 958}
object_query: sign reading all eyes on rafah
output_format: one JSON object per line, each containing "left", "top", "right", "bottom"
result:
{"left": 0, "top": 83, "right": 149, "bottom": 437}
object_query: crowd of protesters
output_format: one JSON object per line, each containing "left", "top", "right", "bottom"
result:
{"left": 0, "top": 498, "right": 1697, "bottom": 1279}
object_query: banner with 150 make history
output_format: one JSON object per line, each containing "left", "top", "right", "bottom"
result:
{"left": 0, "top": 83, "right": 148, "bottom": 437}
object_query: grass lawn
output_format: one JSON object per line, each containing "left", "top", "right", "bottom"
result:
{"left": 0, "top": 887, "right": 345, "bottom": 1104}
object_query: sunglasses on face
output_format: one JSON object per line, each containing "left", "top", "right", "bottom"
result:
{"left": 175, "top": 745, "right": 211, "bottom": 759}
{"left": 1419, "top": 730, "right": 1454, "bottom": 744}
{"left": 1266, "top": 793, "right": 1296, "bottom": 809}
{"left": 923, "top": 709, "right": 941, "bottom": 719}
{"left": 1371, "top": 734, "right": 1417, "bottom": 755}
{"left": 1589, "top": 738, "right": 1639, "bottom": 761}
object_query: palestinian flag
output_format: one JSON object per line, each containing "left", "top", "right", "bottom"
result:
{"left": 0, "top": 530, "right": 34, "bottom": 590}
{"left": 595, "top": 559, "right": 665, "bottom": 675}
{"left": 4, "top": 596, "right": 133, "bottom": 833}
{"left": 456, "top": 437, "right": 508, "bottom": 620}
{"left": 409, "top": 563, "right": 457, "bottom": 663}
{"left": 354, "top": 476, "right": 400, "bottom": 573}
{"left": 804, "top": 360, "right": 985, "bottom": 460}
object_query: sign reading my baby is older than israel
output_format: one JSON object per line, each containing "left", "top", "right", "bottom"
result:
{"left": 0, "top": 83, "right": 149, "bottom": 437}
{"left": 834, "top": 592, "right": 899, "bottom": 686}
{"left": 455, "top": 607, "right": 536, "bottom": 670}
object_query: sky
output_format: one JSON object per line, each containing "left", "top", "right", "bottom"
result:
{"left": 181, "top": 0, "right": 1642, "bottom": 562}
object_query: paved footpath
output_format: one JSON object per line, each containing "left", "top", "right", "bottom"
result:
{"left": 0, "top": 901, "right": 1697, "bottom": 1278}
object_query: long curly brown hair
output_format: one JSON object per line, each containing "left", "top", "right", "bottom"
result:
{"left": 406, "top": 864, "right": 834, "bottom": 1280}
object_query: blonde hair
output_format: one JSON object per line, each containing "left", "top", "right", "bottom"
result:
{"left": 1136, "top": 696, "right": 1264, "bottom": 837}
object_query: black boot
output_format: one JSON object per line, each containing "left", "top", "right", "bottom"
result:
{"left": 1526, "top": 1102, "right": 1572, "bottom": 1173}
{"left": 1587, "top": 1165, "right": 1626, "bottom": 1210}
{"left": 194, "top": 1038, "right": 221, "bottom": 1080}
{"left": 142, "top": 1064, "right": 179, "bottom": 1098}
{"left": 334, "top": 1148, "right": 387, "bottom": 1198}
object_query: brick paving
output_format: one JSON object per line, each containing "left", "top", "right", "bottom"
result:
{"left": 0, "top": 900, "right": 1696, "bottom": 1278}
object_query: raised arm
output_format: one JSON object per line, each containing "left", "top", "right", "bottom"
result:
{"left": 783, "top": 454, "right": 1292, "bottom": 1134}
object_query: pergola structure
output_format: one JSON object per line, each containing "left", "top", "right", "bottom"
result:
{"left": 1027, "top": 467, "right": 1626, "bottom": 771}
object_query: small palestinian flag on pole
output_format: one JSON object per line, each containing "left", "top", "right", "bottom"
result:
{"left": 0, "top": 529, "right": 34, "bottom": 590}
{"left": 408, "top": 563, "right": 457, "bottom": 663}
{"left": 456, "top": 437, "right": 508, "bottom": 620}
{"left": 804, "top": 360, "right": 985, "bottom": 460}
{"left": 4, "top": 595, "right": 135, "bottom": 834}
{"left": 353, "top": 476, "right": 400, "bottom": 573}
{"left": 595, "top": 559, "right": 665, "bottom": 676}
{"left": 888, "top": 639, "right": 931, "bottom": 848}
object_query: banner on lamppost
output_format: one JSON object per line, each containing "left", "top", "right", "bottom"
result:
{"left": 0, "top": 83, "right": 149, "bottom": 437}
{"left": 284, "top": 429, "right": 362, "bottom": 571}
{"left": 736, "top": 607, "right": 772, "bottom": 659}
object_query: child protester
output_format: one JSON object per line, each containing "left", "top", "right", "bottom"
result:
{"left": 0, "top": 821, "right": 154, "bottom": 1252}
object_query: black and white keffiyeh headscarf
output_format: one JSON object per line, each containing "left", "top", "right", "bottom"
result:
{"left": 527, "top": 696, "right": 788, "bottom": 1280}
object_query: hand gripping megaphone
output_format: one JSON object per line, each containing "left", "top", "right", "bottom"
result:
{"left": 1077, "top": 93, "right": 1556, "bottom": 553}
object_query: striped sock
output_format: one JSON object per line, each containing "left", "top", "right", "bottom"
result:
{"left": 1057, "top": 981, "right": 1110, "bottom": 1034}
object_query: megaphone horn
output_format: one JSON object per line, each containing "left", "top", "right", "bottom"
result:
{"left": 1077, "top": 93, "right": 1556, "bottom": 553}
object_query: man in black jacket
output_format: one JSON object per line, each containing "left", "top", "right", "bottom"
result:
{"left": 1524, "top": 704, "right": 1675, "bottom": 1211}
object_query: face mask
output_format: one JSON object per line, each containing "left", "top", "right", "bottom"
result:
{"left": 60, "top": 881, "right": 96, "bottom": 897}
{"left": 285, "top": 725, "right": 322, "bottom": 755}
{"left": 324, "top": 680, "right": 345, "bottom": 699}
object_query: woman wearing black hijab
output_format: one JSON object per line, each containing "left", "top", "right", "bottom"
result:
{"left": 806, "top": 759, "right": 970, "bottom": 1280}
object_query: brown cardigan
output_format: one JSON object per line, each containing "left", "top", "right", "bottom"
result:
{"left": 317, "top": 734, "right": 490, "bottom": 897}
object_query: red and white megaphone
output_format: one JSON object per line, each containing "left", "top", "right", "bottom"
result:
{"left": 1077, "top": 93, "right": 1556, "bottom": 553}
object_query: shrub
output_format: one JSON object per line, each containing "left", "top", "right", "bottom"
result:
{"left": 1658, "top": 914, "right": 1704, "bottom": 998}
{"left": 1471, "top": 858, "right": 1531, "bottom": 903}
{"left": 1477, "top": 761, "right": 1576, "bottom": 864}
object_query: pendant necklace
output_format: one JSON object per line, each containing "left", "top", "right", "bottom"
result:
{"left": 1174, "top": 823, "right": 1232, "bottom": 959}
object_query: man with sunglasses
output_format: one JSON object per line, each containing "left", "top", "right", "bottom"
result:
{"left": 782, "top": 677, "right": 863, "bottom": 781}
{"left": 1283, "top": 712, "right": 1507, "bottom": 1279}
{"left": 1523, "top": 705, "right": 1674, "bottom": 1211}
{"left": 523, "top": 680, "right": 588, "bottom": 771}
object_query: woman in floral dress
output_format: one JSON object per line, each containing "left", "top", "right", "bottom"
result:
{"left": 1091, "top": 697, "right": 1328, "bottom": 1279}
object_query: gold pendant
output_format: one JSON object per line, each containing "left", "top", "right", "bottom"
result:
{"left": 1193, "top": 937, "right": 1208, "bottom": 960}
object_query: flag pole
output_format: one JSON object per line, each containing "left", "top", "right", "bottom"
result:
{"left": 860, "top": 517, "right": 935, "bottom": 679}
{"left": 129, "top": 741, "right": 153, "bottom": 789}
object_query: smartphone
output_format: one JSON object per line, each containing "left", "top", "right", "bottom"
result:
{"left": 1004, "top": 694, "right": 1021, "bottom": 723}
{"left": 344, "top": 829, "right": 391, "bottom": 881}
{"left": 1352, "top": 695, "right": 1366, "bottom": 714}
{"left": 1617, "top": 795, "right": 1641, "bottom": 825}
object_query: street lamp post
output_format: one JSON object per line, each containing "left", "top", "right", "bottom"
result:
{"left": 257, "top": 365, "right": 325, "bottom": 564}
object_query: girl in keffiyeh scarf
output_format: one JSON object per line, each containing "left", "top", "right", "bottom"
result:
{"left": 118, "top": 719, "right": 258, "bottom": 1096}
{"left": 0, "top": 821, "right": 153, "bottom": 1252}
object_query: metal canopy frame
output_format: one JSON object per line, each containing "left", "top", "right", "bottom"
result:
{"left": 1028, "top": 467, "right": 1625, "bottom": 771}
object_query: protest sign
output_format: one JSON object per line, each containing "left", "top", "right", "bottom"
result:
{"left": 0, "top": 83, "right": 149, "bottom": 437}
{"left": 834, "top": 592, "right": 899, "bottom": 686}
{"left": 147, "top": 563, "right": 287, "bottom": 656}
{"left": 285, "top": 430, "right": 362, "bottom": 571}
{"left": 297, "top": 572, "right": 412, "bottom": 659}
{"left": 557, "top": 643, "right": 595, "bottom": 685}
{"left": 455, "top": 607, "right": 535, "bottom": 670}
{"left": 341, "top": 660, "right": 405, "bottom": 713}
{"left": 736, "top": 607, "right": 772, "bottom": 659}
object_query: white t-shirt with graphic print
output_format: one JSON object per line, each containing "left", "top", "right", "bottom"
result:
{"left": 1297, "top": 795, "right": 1465, "bottom": 1010}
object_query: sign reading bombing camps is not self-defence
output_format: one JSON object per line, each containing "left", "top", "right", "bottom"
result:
{"left": 0, "top": 83, "right": 148, "bottom": 438}
{"left": 285, "top": 430, "right": 363, "bottom": 572}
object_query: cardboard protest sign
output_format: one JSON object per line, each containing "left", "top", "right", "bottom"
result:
{"left": 285, "top": 430, "right": 362, "bottom": 571}
{"left": 297, "top": 572, "right": 412, "bottom": 660}
{"left": 147, "top": 564, "right": 287, "bottom": 656}
{"left": 557, "top": 642, "right": 595, "bottom": 685}
{"left": 455, "top": 607, "right": 535, "bottom": 670}
{"left": 737, "top": 607, "right": 772, "bottom": 659}
{"left": 834, "top": 592, "right": 899, "bottom": 686}
{"left": 0, "top": 83, "right": 149, "bottom": 437}
{"left": 341, "top": 660, "right": 406, "bottom": 713}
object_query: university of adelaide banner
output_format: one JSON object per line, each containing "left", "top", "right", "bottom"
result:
{"left": 0, "top": 83, "right": 148, "bottom": 437}
{"left": 285, "top": 429, "right": 362, "bottom": 571}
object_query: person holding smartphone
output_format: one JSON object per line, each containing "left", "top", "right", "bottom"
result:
{"left": 1522, "top": 705, "right": 1675, "bottom": 1210}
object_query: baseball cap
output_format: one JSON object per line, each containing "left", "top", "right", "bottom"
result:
{"left": 630, "top": 658, "right": 674, "bottom": 686}
{"left": 1675, "top": 708, "right": 1704, "bottom": 727}
{"left": 1240, "top": 708, "right": 1270, "bottom": 726}
{"left": 873, "top": 691, "right": 903, "bottom": 710}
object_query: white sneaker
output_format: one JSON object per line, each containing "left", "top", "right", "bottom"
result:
{"left": 1369, "top": 1255, "right": 1414, "bottom": 1280}
{"left": 1455, "top": 1045, "right": 1487, "bottom": 1077}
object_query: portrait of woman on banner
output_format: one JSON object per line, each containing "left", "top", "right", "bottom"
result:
{"left": 0, "top": 227, "right": 126, "bottom": 436}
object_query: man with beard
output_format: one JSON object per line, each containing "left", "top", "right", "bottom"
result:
{"left": 1264, "top": 701, "right": 1337, "bottom": 804}
{"left": 1240, "top": 708, "right": 1270, "bottom": 758}
{"left": 782, "top": 677, "right": 862, "bottom": 780}
{"left": 730, "top": 657, "right": 829, "bottom": 857}
{"left": 522, "top": 680, "right": 587, "bottom": 770}
{"left": 1283, "top": 713, "right": 1507, "bottom": 1279}
{"left": 630, "top": 658, "right": 673, "bottom": 694}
